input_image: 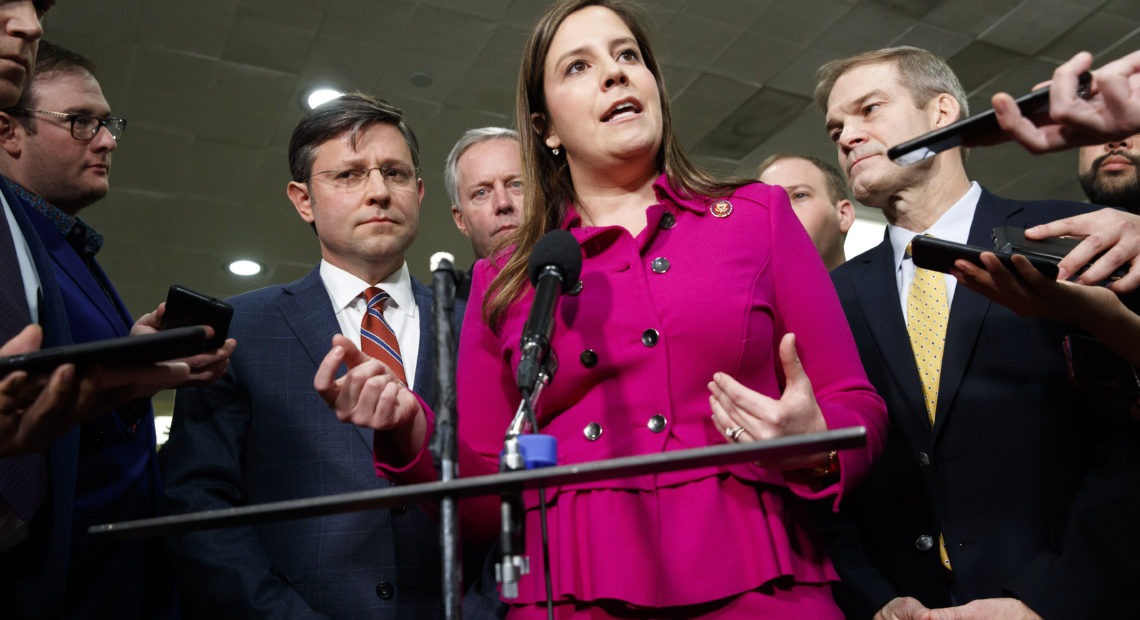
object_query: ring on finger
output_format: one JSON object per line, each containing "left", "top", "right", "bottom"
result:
{"left": 726, "top": 426, "right": 745, "bottom": 442}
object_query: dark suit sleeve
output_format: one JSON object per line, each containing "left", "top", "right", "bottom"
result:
{"left": 1003, "top": 403, "right": 1140, "bottom": 617}
{"left": 815, "top": 501, "right": 899, "bottom": 618}
{"left": 160, "top": 367, "right": 328, "bottom": 620}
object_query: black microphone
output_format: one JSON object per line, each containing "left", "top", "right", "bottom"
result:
{"left": 515, "top": 229, "right": 582, "bottom": 395}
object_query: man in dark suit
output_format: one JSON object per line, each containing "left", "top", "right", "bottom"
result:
{"left": 0, "top": 39, "right": 232, "bottom": 618}
{"left": 814, "top": 46, "right": 1140, "bottom": 619}
{"left": 162, "top": 93, "right": 459, "bottom": 618}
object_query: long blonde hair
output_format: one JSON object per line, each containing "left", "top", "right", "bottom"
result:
{"left": 485, "top": 0, "right": 749, "bottom": 327}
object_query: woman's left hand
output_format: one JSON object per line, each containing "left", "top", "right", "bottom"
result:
{"left": 709, "top": 332, "right": 828, "bottom": 469}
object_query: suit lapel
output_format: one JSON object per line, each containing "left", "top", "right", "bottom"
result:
{"left": 276, "top": 269, "right": 376, "bottom": 450}
{"left": 411, "top": 278, "right": 438, "bottom": 411}
{"left": 22, "top": 204, "right": 128, "bottom": 332}
{"left": 931, "top": 189, "right": 1020, "bottom": 441}
{"left": 854, "top": 241, "right": 932, "bottom": 440}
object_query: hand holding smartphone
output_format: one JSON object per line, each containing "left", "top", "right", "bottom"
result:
{"left": 888, "top": 72, "right": 1092, "bottom": 165}
{"left": 162, "top": 285, "right": 233, "bottom": 349}
{"left": 909, "top": 234, "right": 1060, "bottom": 279}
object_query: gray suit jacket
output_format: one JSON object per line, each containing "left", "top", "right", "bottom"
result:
{"left": 162, "top": 267, "right": 461, "bottom": 619}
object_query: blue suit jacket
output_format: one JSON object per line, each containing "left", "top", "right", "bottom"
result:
{"left": 823, "top": 189, "right": 1140, "bottom": 619}
{"left": 19, "top": 198, "right": 170, "bottom": 619}
{"left": 162, "top": 267, "right": 463, "bottom": 619}
{"left": 1, "top": 182, "right": 78, "bottom": 620}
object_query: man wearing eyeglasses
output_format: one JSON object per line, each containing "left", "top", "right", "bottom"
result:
{"left": 0, "top": 41, "right": 234, "bottom": 618}
{"left": 161, "top": 92, "right": 458, "bottom": 618}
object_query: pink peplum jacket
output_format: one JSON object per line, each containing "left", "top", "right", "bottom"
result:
{"left": 378, "top": 174, "right": 888, "bottom": 608}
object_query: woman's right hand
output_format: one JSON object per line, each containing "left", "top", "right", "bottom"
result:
{"left": 708, "top": 332, "right": 830, "bottom": 470}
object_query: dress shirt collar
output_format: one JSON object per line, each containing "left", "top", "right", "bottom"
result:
{"left": 319, "top": 260, "right": 417, "bottom": 319}
{"left": 888, "top": 181, "right": 982, "bottom": 272}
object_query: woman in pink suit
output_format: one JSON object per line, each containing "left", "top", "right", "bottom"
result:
{"left": 317, "top": 0, "right": 887, "bottom": 616}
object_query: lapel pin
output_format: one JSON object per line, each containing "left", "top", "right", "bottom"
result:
{"left": 710, "top": 199, "right": 733, "bottom": 218}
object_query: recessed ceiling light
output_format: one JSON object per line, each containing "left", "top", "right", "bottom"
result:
{"left": 304, "top": 88, "right": 344, "bottom": 110}
{"left": 410, "top": 71, "right": 432, "bottom": 88}
{"left": 228, "top": 259, "right": 262, "bottom": 276}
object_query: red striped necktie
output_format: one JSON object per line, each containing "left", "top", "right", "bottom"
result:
{"left": 360, "top": 287, "right": 407, "bottom": 386}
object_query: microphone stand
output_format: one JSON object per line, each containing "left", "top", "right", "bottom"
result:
{"left": 497, "top": 360, "right": 554, "bottom": 597}
{"left": 429, "top": 254, "right": 461, "bottom": 620}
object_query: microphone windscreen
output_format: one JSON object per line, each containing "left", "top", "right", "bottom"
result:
{"left": 527, "top": 229, "right": 582, "bottom": 291}
{"left": 430, "top": 251, "right": 456, "bottom": 272}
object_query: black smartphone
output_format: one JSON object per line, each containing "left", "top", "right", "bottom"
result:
{"left": 1063, "top": 333, "right": 1140, "bottom": 398}
{"left": 888, "top": 72, "right": 1092, "bottom": 165}
{"left": 992, "top": 225, "right": 1127, "bottom": 283}
{"left": 162, "top": 285, "right": 233, "bottom": 349}
{"left": 0, "top": 326, "right": 208, "bottom": 376}
{"left": 909, "top": 234, "right": 1060, "bottom": 279}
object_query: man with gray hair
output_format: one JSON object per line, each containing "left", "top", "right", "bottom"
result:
{"left": 816, "top": 46, "right": 1140, "bottom": 619}
{"left": 162, "top": 93, "right": 460, "bottom": 618}
{"left": 443, "top": 127, "right": 523, "bottom": 299}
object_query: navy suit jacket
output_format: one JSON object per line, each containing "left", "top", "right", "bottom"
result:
{"left": 18, "top": 198, "right": 170, "bottom": 619}
{"left": 162, "top": 267, "right": 463, "bottom": 619}
{"left": 1, "top": 182, "right": 78, "bottom": 620}
{"left": 823, "top": 188, "right": 1140, "bottom": 619}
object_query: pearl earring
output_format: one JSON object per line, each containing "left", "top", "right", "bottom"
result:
{"left": 552, "top": 147, "right": 560, "bottom": 156}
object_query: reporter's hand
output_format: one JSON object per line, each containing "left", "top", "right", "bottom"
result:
{"left": 992, "top": 50, "right": 1140, "bottom": 154}
{"left": 1024, "top": 208, "right": 1140, "bottom": 292}
{"left": 873, "top": 596, "right": 930, "bottom": 620}
{"left": 131, "top": 302, "right": 236, "bottom": 387}
{"left": 0, "top": 325, "right": 98, "bottom": 455}
{"left": 708, "top": 333, "right": 828, "bottom": 469}
{"left": 924, "top": 598, "right": 1041, "bottom": 620}
{"left": 951, "top": 252, "right": 1116, "bottom": 325}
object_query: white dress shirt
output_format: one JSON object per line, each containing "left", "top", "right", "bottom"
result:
{"left": 888, "top": 181, "right": 982, "bottom": 324}
{"left": 319, "top": 260, "right": 421, "bottom": 390}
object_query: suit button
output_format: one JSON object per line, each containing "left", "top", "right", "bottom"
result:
{"left": 915, "top": 535, "right": 934, "bottom": 551}
{"left": 568, "top": 280, "right": 584, "bottom": 296}
{"left": 580, "top": 349, "right": 598, "bottom": 368}
{"left": 375, "top": 582, "right": 394, "bottom": 599}
{"left": 584, "top": 422, "right": 603, "bottom": 441}
{"left": 918, "top": 452, "right": 931, "bottom": 468}
{"left": 641, "top": 329, "right": 659, "bottom": 347}
{"left": 391, "top": 505, "right": 408, "bottom": 515}
{"left": 659, "top": 212, "right": 676, "bottom": 229}
{"left": 647, "top": 414, "right": 667, "bottom": 433}
{"left": 650, "top": 257, "right": 671, "bottom": 274}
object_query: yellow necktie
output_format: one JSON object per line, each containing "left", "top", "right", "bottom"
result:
{"left": 906, "top": 260, "right": 953, "bottom": 570}
{"left": 907, "top": 265, "right": 948, "bottom": 425}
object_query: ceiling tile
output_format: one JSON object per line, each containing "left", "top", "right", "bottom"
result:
{"left": 658, "top": 14, "right": 740, "bottom": 70}
{"left": 138, "top": 1, "right": 237, "bottom": 58}
{"left": 978, "top": 0, "right": 1098, "bottom": 55}
{"left": 890, "top": 23, "right": 973, "bottom": 59}
{"left": 220, "top": 12, "right": 318, "bottom": 74}
{"left": 947, "top": 41, "right": 1026, "bottom": 94}
{"left": 693, "top": 87, "right": 811, "bottom": 160}
{"left": 812, "top": 3, "right": 919, "bottom": 57}
{"left": 922, "top": 0, "right": 1022, "bottom": 38}
{"left": 321, "top": 0, "right": 417, "bottom": 41}
{"left": 1038, "top": 11, "right": 1140, "bottom": 60}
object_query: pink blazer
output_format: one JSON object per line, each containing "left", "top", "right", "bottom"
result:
{"left": 381, "top": 175, "right": 887, "bottom": 607}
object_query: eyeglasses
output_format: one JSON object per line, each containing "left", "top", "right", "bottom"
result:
{"left": 10, "top": 108, "right": 127, "bottom": 141}
{"left": 307, "top": 165, "right": 420, "bottom": 192}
